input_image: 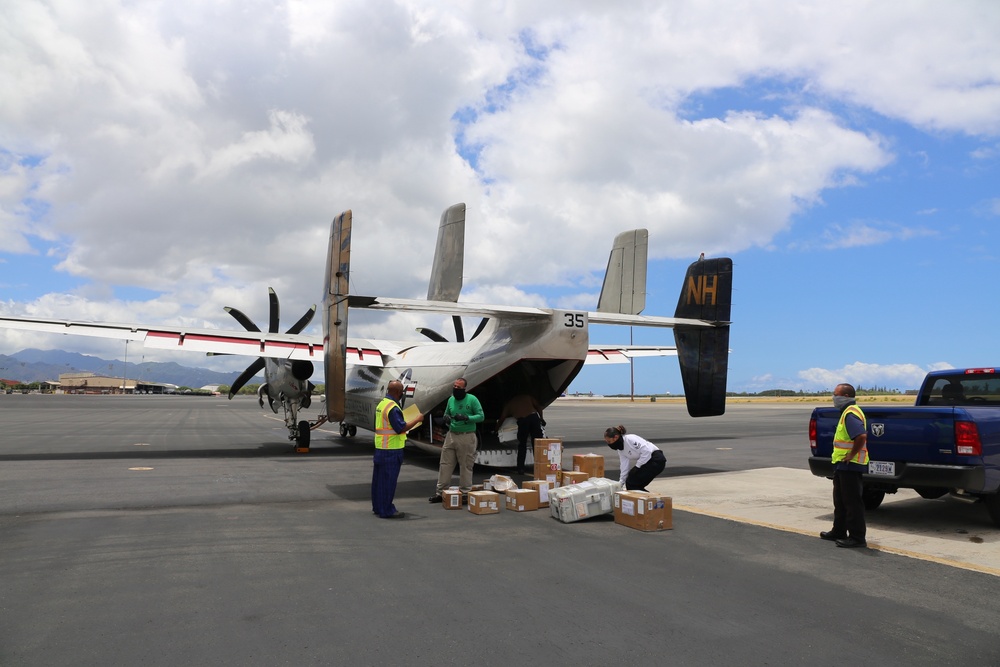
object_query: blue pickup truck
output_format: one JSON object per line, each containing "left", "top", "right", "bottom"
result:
{"left": 809, "top": 367, "right": 1000, "bottom": 527}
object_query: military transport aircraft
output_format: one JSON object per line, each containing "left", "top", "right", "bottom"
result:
{"left": 0, "top": 204, "right": 733, "bottom": 466}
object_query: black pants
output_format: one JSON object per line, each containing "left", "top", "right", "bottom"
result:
{"left": 516, "top": 413, "right": 544, "bottom": 470}
{"left": 832, "top": 468, "right": 866, "bottom": 539}
{"left": 625, "top": 450, "right": 666, "bottom": 491}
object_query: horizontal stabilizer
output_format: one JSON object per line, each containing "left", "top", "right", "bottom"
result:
{"left": 350, "top": 295, "right": 713, "bottom": 329}
{"left": 586, "top": 345, "right": 678, "bottom": 365}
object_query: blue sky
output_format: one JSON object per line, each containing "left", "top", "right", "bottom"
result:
{"left": 2, "top": 1, "right": 999, "bottom": 394}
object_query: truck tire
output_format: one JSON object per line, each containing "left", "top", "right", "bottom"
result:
{"left": 862, "top": 488, "right": 885, "bottom": 511}
{"left": 984, "top": 494, "right": 1000, "bottom": 528}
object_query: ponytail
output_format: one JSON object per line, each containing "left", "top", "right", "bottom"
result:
{"left": 604, "top": 425, "right": 627, "bottom": 439}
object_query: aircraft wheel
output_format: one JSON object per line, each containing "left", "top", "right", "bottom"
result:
{"left": 348, "top": 425, "right": 357, "bottom": 437}
{"left": 297, "top": 420, "right": 310, "bottom": 448}
{"left": 983, "top": 493, "right": 1000, "bottom": 528}
{"left": 339, "top": 423, "right": 349, "bottom": 438}
{"left": 861, "top": 487, "right": 885, "bottom": 511}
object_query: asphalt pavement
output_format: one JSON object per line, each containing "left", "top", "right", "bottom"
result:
{"left": 1, "top": 395, "right": 998, "bottom": 666}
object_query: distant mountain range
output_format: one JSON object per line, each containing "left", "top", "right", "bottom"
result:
{"left": 0, "top": 349, "right": 247, "bottom": 389}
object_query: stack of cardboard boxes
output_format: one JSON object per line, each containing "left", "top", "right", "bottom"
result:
{"left": 532, "top": 438, "right": 562, "bottom": 486}
{"left": 441, "top": 435, "right": 672, "bottom": 531}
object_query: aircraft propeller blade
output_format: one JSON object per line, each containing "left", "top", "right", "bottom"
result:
{"left": 470, "top": 317, "right": 489, "bottom": 340}
{"left": 416, "top": 327, "right": 448, "bottom": 343}
{"left": 268, "top": 287, "right": 279, "bottom": 334}
{"left": 229, "top": 357, "right": 266, "bottom": 398}
{"left": 285, "top": 305, "right": 317, "bottom": 335}
{"left": 225, "top": 307, "right": 261, "bottom": 332}
{"left": 452, "top": 315, "right": 465, "bottom": 343}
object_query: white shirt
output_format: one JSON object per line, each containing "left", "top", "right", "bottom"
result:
{"left": 617, "top": 433, "right": 660, "bottom": 485}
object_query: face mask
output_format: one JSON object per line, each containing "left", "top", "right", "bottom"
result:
{"left": 607, "top": 436, "right": 624, "bottom": 451}
{"left": 453, "top": 388, "right": 466, "bottom": 400}
{"left": 833, "top": 395, "right": 853, "bottom": 410}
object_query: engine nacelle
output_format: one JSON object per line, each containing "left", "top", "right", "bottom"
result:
{"left": 292, "top": 360, "right": 314, "bottom": 381}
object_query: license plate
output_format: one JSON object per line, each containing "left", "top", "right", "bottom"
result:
{"left": 869, "top": 460, "right": 895, "bottom": 476}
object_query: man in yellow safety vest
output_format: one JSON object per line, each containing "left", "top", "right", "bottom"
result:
{"left": 820, "top": 383, "right": 869, "bottom": 548}
{"left": 372, "top": 380, "right": 424, "bottom": 519}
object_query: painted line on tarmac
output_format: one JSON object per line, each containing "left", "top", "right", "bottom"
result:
{"left": 675, "top": 504, "right": 1000, "bottom": 578}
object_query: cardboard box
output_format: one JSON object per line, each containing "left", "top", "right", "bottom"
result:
{"left": 505, "top": 488, "right": 539, "bottom": 512}
{"left": 560, "top": 470, "right": 589, "bottom": 486}
{"left": 523, "top": 480, "right": 554, "bottom": 508}
{"left": 572, "top": 453, "right": 605, "bottom": 478}
{"left": 442, "top": 488, "right": 463, "bottom": 510}
{"left": 614, "top": 491, "right": 673, "bottom": 531}
{"left": 531, "top": 465, "right": 559, "bottom": 486}
{"left": 533, "top": 438, "right": 563, "bottom": 468}
{"left": 469, "top": 484, "right": 485, "bottom": 493}
{"left": 468, "top": 491, "right": 501, "bottom": 515}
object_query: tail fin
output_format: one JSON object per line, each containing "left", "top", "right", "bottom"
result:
{"left": 597, "top": 229, "right": 648, "bottom": 315}
{"left": 323, "top": 210, "right": 352, "bottom": 421}
{"left": 427, "top": 203, "right": 466, "bottom": 302}
{"left": 673, "top": 257, "right": 733, "bottom": 417}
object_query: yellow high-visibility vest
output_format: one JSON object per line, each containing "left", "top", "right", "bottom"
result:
{"left": 374, "top": 397, "right": 406, "bottom": 450}
{"left": 832, "top": 404, "right": 868, "bottom": 465}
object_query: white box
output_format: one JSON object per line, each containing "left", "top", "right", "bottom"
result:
{"left": 549, "top": 478, "right": 621, "bottom": 523}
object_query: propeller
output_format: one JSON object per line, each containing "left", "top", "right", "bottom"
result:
{"left": 226, "top": 288, "right": 317, "bottom": 399}
{"left": 416, "top": 315, "right": 489, "bottom": 343}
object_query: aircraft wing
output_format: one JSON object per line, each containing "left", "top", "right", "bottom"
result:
{"left": 586, "top": 345, "right": 679, "bottom": 365}
{"left": 0, "top": 315, "right": 385, "bottom": 366}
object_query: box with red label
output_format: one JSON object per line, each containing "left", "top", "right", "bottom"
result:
{"left": 572, "top": 453, "right": 605, "bottom": 478}
{"left": 442, "top": 488, "right": 463, "bottom": 510}
{"left": 533, "top": 438, "right": 563, "bottom": 469}
{"left": 531, "top": 465, "right": 559, "bottom": 486}
{"left": 613, "top": 491, "right": 672, "bottom": 531}
{"left": 468, "top": 491, "right": 501, "bottom": 515}
{"left": 523, "top": 479, "right": 554, "bottom": 508}
{"left": 505, "top": 488, "right": 539, "bottom": 512}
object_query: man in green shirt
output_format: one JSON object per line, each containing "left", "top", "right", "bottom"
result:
{"left": 429, "top": 378, "right": 484, "bottom": 502}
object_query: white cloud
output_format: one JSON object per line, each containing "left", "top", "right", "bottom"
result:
{"left": 1, "top": 0, "right": 998, "bottom": 358}
{"left": 797, "top": 361, "right": 955, "bottom": 391}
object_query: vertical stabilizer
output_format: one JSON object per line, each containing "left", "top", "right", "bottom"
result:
{"left": 324, "top": 210, "right": 352, "bottom": 421}
{"left": 597, "top": 229, "right": 648, "bottom": 315}
{"left": 672, "top": 257, "right": 733, "bottom": 417}
{"left": 427, "top": 203, "right": 466, "bottom": 302}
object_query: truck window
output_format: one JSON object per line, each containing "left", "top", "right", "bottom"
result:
{"left": 923, "top": 375, "right": 1000, "bottom": 406}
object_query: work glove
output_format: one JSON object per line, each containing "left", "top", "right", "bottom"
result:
{"left": 453, "top": 414, "right": 468, "bottom": 422}
{"left": 440, "top": 415, "right": 452, "bottom": 428}
{"left": 540, "top": 419, "right": 546, "bottom": 427}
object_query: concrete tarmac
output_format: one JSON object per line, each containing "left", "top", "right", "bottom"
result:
{"left": 1, "top": 395, "right": 999, "bottom": 666}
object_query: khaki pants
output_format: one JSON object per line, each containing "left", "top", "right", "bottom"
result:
{"left": 436, "top": 430, "right": 478, "bottom": 494}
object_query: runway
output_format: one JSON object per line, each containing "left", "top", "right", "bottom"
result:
{"left": 1, "top": 395, "right": 998, "bottom": 665}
